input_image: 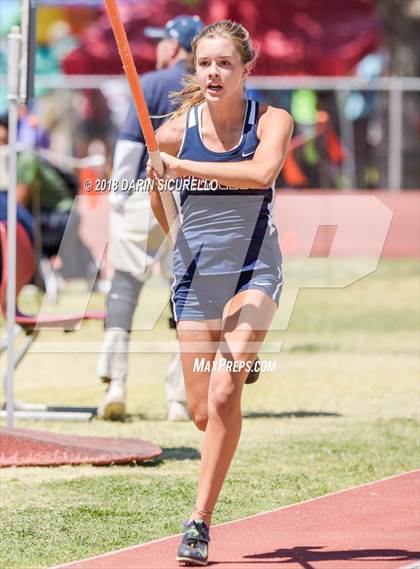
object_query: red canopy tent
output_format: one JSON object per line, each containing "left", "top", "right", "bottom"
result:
{"left": 62, "top": 0, "right": 383, "bottom": 76}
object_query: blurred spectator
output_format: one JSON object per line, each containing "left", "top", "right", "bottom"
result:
{"left": 32, "top": 19, "right": 80, "bottom": 157}
{"left": 0, "top": 192, "right": 34, "bottom": 244}
{"left": 18, "top": 106, "right": 50, "bottom": 150}
{"left": 0, "top": 113, "right": 96, "bottom": 280}
{"left": 73, "top": 89, "right": 118, "bottom": 165}
{"left": 283, "top": 89, "right": 345, "bottom": 188}
{"left": 344, "top": 51, "right": 387, "bottom": 188}
{"left": 35, "top": 19, "right": 79, "bottom": 100}
{"left": 48, "top": 20, "right": 78, "bottom": 63}
{"left": 289, "top": 89, "right": 321, "bottom": 187}
{"left": 0, "top": 115, "right": 34, "bottom": 279}
{"left": 0, "top": 192, "right": 35, "bottom": 282}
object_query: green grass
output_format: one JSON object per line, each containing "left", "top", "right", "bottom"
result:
{"left": 1, "top": 258, "right": 419, "bottom": 569}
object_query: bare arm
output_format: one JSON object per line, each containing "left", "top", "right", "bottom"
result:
{"left": 148, "top": 114, "right": 186, "bottom": 233}
{"left": 160, "top": 107, "right": 294, "bottom": 189}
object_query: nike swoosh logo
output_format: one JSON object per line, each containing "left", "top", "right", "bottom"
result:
{"left": 242, "top": 151, "right": 255, "bottom": 157}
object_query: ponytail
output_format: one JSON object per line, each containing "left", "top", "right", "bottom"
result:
{"left": 170, "top": 74, "right": 205, "bottom": 117}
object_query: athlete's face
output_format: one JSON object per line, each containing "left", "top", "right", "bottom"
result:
{"left": 195, "top": 37, "right": 250, "bottom": 102}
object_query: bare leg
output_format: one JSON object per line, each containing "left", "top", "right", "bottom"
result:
{"left": 177, "top": 320, "right": 221, "bottom": 432}
{"left": 184, "top": 290, "right": 277, "bottom": 527}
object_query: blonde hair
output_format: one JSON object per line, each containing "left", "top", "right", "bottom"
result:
{"left": 171, "top": 20, "right": 258, "bottom": 116}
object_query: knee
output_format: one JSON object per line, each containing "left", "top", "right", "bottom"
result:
{"left": 194, "top": 417, "right": 208, "bottom": 432}
{"left": 105, "top": 271, "right": 143, "bottom": 330}
{"left": 209, "top": 381, "right": 238, "bottom": 418}
{"left": 190, "top": 407, "right": 208, "bottom": 432}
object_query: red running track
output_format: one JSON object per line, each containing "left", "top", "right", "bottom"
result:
{"left": 55, "top": 470, "right": 420, "bottom": 569}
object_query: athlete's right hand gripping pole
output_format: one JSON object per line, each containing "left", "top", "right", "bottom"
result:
{"left": 104, "top": 0, "right": 179, "bottom": 243}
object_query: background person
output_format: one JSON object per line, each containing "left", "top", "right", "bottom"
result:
{"left": 0, "top": 113, "right": 95, "bottom": 281}
{"left": 96, "top": 15, "right": 204, "bottom": 421}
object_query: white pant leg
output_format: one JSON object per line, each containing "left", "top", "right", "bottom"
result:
{"left": 165, "top": 351, "right": 187, "bottom": 404}
{"left": 96, "top": 328, "right": 129, "bottom": 384}
{"left": 109, "top": 190, "right": 164, "bottom": 281}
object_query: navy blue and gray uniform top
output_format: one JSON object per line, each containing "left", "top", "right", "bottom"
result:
{"left": 172, "top": 99, "right": 283, "bottom": 321}
{"left": 120, "top": 60, "right": 188, "bottom": 179}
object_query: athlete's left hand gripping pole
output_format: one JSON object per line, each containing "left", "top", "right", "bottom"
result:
{"left": 104, "top": 0, "right": 179, "bottom": 243}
